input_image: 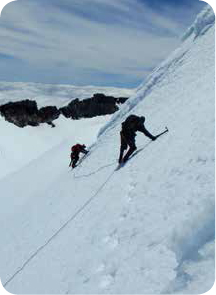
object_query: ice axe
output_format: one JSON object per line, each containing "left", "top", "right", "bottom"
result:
{"left": 155, "top": 126, "right": 169, "bottom": 139}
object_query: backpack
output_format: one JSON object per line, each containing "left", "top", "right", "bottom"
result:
{"left": 71, "top": 145, "right": 78, "bottom": 152}
{"left": 122, "top": 115, "right": 140, "bottom": 130}
{"left": 71, "top": 144, "right": 84, "bottom": 153}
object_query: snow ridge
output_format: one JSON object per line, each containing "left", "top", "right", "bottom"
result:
{"left": 98, "top": 48, "right": 187, "bottom": 138}
{"left": 98, "top": 5, "right": 215, "bottom": 139}
{"left": 182, "top": 5, "right": 215, "bottom": 40}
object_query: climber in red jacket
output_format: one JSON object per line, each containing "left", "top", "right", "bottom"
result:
{"left": 69, "top": 144, "right": 88, "bottom": 168}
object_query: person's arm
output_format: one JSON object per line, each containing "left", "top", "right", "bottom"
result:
{"left": 81, "top": 149, "right": 89, "bottom": 154}
{"left": 138, "top": 124, "right": 156, "bottom": 140}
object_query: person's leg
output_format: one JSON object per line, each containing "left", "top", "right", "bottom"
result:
{"left": 72, "top": 153, "right": 79, "bottom": 168}
{"left": 122, "top": 138, "right": 137, "bottom": 162}
{"left": 119, "top": 131, "right": 128, "bottom": 163}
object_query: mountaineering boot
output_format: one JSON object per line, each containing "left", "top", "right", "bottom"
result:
{"left": 123, "top": 146, "right": 137, "bottom": 162}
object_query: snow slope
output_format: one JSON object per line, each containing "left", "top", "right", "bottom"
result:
{"left": 0, "top": 6, "right": 215, "bottom": 294}
{"left": 0, "top": 114, "right": 112, "bottom": 179}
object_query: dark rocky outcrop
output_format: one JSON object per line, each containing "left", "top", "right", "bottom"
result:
{"left": 0, "top": 93, "right": 128, "bottom": 127}
{"left": 60, "top": 93, "right": 128, "bottom": 119}
{"left": 38, "top": 106, "right": 60, "bottom": 123}
{"left": 0, "top": 100, "right": 39, "bottom": 127}
{"left": 0, "top": 100, "right": 60, "bottom": 128}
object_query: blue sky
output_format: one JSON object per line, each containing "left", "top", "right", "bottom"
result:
{"left": 0, "top": 0, "right": 206, "bottom": 88}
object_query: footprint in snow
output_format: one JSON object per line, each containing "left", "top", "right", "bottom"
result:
{"left": 119, "top": 208, "right": 129, "bottom": 220}
{"left": 129, "top": 182, "right": 136, "bottom": 190}
{"left": 108, "top": 237, "right": 119, "bottom": 249}
{"left": 95, "top": 263, "right": 106, "bottom": 273}
{"left": 126, "top": 182, "right": 137, "bottom": 203}
{"left": 102, "top": 230, "right": 120, "bottom": 250}
{"left": 99, "top": 274, "right": 114, "bottom": 289}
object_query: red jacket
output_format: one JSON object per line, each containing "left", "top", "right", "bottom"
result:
{"left": 71, "top": 144, "right": 86, "bottom": 154}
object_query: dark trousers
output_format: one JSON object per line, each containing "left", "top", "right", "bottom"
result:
{"left": 119, "top": 131, "right": 137, "bottom": 163}
{"left": 71, "top": 153, "right": 79, "bottom": 168}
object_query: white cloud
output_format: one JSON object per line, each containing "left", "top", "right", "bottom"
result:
{"left": 0, "top": 0, "right": 205, "bottom": 86}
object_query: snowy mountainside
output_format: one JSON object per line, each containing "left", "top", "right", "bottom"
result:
{"left": 0, "top": 82, "right": 134, "bottom": 108}
{"left": 0, "top": 6, "right": 215, "bottom": 294}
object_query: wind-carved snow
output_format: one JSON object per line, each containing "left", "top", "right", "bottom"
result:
{"left": 0, "top": 5, "right": 214, "bottom": 294}
{"left": 182, "top": 5, "right": 215, "bottom": 40}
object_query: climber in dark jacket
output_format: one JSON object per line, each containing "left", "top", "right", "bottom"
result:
{"left": 118, "top": 115, "right": 157, "bottom": 163}
{"left": 69, "top": 144, "right": 88, "bottom": 168}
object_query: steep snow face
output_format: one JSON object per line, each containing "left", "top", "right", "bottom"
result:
{"left": 0, "top": 6, "right": 215, "bottom": 295}
{"left": 98, "top": 4, "right": 215, "bottom": 138}
{"left": 0, "top": 82, "right": 134, "bottom": 108}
